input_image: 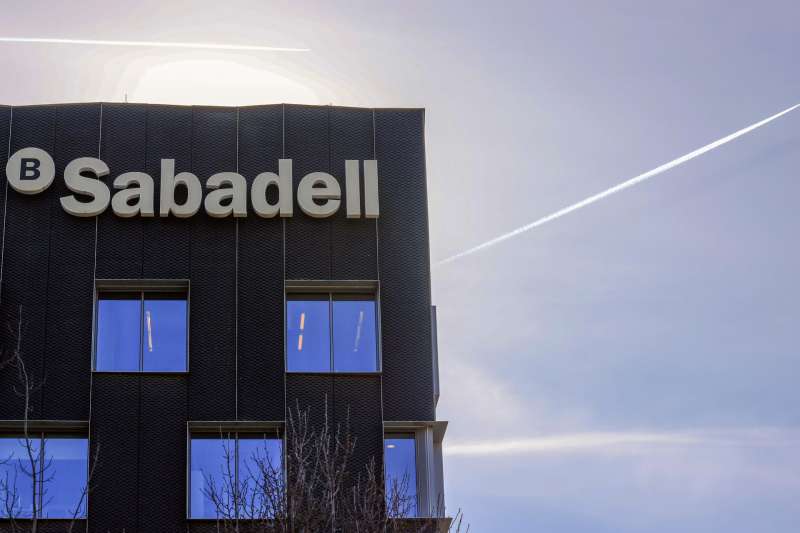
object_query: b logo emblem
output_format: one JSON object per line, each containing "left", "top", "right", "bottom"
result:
{"left": 6, "top": 147, "right": 55, "bottom": 195}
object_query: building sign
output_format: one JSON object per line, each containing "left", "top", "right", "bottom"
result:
{"left": 5, "top": 147, "right": 379, "bottom": 219}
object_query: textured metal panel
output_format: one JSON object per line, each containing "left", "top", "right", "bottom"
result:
{"left": 375, "top": 109, "right": 435, "bottom": 421}
{"left": 330, "top": 107, "right": 378, "bottom": 280}
{"left": 187, "top": 522, "right": 218, "bottom": 533}
{"left": 143, "top": 105, "right": 193, "bottom": 279}
{"left": 138, "top": 375, "right": 188, "bottom": 531}
{"left": 286, "top": 375, "right": 383, "bottom": 492}
{"left": 236, "top": 105, "right": 285, "bottom": 421}
{"left": 0, "top": 105, "right": 56, "bottom": 420}
{"left": 32, "top": 521, "right": 87, "bottom": 533}
{"left": 286, "top": 374, "right": 334, "bottom": 432}
{"left": 0, "top": 107, "right": 9, "bottom": 295}
{"left": 333, "top": 375, "right": 383, "bottom": 485}
{"left": 96, "top": 103, "right": 147, "bottom": 279}
{"left": 89, "top": 374, "right": 140, "bottom": 532}
{"left": 0, "top": 102, "right": 436, "bottom": 529}
{"left": 188, "top": 106, "right": 237, "bottom": 421}
{"left": 284, "top": 105, "right": 331, "bottom": 280}
{"left": 0, "top": 106, "right": 10, "bottom": 419}
{"left": 41, "top": 104, "right": 100, "bottom": 420}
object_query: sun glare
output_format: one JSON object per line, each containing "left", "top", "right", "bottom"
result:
{"left": 127, "top": 59, "right": 321, "bottom": 106}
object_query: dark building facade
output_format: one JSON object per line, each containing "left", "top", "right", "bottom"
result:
{"left": 0, "top": 103, "right": 445, "bottom": 531}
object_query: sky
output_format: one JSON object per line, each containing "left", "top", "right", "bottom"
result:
{"left": 1, "top": 1, "right": 799, "bottom": 531}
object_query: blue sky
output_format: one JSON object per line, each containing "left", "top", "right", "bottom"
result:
{"left": 1, "top": 1, "right": 798, "bottom": 530}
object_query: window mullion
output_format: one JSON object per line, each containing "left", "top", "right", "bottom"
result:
{"left": 234, "top": 434, "right": 240, "bottom": 520}
{"left": 139, "top": 292, "right": 145, "bottom": 372}
{"left": 38, "top": 434, "right": 45, "bottom": 518}
{"left": 329, "top": 294, "right": 334, "bottom": 372}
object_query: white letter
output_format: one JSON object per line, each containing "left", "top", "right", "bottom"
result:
{"left": 6, "top": 147, "right": 55, "bottom": 195}
{"left": 60, "top": 157, "right": 110, "bottom": 217}
{"left": 297, "top": 172, "right": 341, "bottom": 218}
{"left": 112, "top": 172, "right": 155, "bottom": 218}
{"left": 251, "top": 159, "right": 293, "bottom": 218}
{"left": 364, "top": 160, "right": 379, "bottom": 218}
{"left": 345, "top": 160, "right": 360, "bottom": 218}
{"left": 159, "top": 159, "right": 202, "bottom": 218}
{"left": 204, "top": 172, "right": 247, "bottom": 218}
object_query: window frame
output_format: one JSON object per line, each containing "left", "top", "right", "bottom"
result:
{"left": 383, "top": 432, "right": 420, "bottom": 517}
{"left": 92, "top": 280, "right": 190, "bottom": 374}
{"left": 186, "top": 422, "right": 285, "bottom": 521}
{"left": 0, "top": 427, "right": 90, "bottom": 520}
{"left": 285, "top": 280, "right": 381, "bottom": 374}
{"left": 383, "top": 421, "right": 448, "bottom": 519}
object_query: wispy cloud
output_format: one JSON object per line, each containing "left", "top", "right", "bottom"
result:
{"left": 436, "top": 103, "right": 800, "bottom": 267}
{"left": 0, "top": 37, "right": 309, "bottom": 52}
{"left": 444, "top": 428, "right": 800, "bottom": 456}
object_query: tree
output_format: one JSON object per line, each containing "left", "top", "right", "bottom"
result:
{"left": 0, "top": 307, "right": 99, "bottom": 533}
{"left": 202, "top": 402, "right": 467, "bottom": 533}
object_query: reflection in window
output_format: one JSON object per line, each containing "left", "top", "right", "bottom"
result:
{"left": 333, "top": 299, "right": 377, "bottom": 372}
{"left": 286, "top": 295, "right": 378, "bottom": 373}
{"left": 385, "top": 435, "right": 418, "bottom": 517}
{"left": 286, "top": 299, "right": 330, "bottom": 372}
{"left": 142, "top": 298, "right": 187, "bottom": 372}
{"left": 189, "top": 434, "right": 283, "bottom": 519}
{"left": 95, "top": 291, "right": 187, "bottom": 372}
{"left": 0, "top": 436, "right": 88, "bottom": 519}
{"left": 96, "top": 296, "right": 140, "bottom": 371}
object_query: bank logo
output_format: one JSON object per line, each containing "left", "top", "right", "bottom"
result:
{"left": 5, "top": 147, "right": 379, "bottom": 219}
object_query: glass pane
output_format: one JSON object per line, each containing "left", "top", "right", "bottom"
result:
{"left": 286, "top": 300, "right": 330, "bottom": 372}
{"left": 385, "top": 435, "right": 418, "bottom": 517}
{"left": 96, "top": 297, "right": 141, "bottom": 371}
{"left": 142, "top": 298, "right": 187, "bottom": 372}
{"left": 41, "top": 437, "right": 88, "bottom": 518}
{"left": 238, "top": 436, "right": 283, "bottom": 518}
{"left": 333, "top": 299, "right": 377, "bottom": 372}
{"left": 190, "top": 436, "right": 235, "bottom": 519}
{"left": 0, "top": 437, "right": 38, "bottom": 518}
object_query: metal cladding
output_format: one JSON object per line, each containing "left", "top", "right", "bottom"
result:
{"left": 0, "top": 103, "right": 434, "bottom": 530}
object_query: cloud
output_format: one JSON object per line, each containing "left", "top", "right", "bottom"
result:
{"left": 444, "top": 427, "right": 800, "bottom": 456}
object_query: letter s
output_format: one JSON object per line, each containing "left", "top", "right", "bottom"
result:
{"left": 60, "top": 157, "right": 111, "bottom": 217}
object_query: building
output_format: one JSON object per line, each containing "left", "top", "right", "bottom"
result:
{"left": 0, "top": 103, "right": 445, "bottom": 531}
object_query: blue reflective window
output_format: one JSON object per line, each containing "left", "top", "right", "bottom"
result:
{"left": 0, "top": 437, "right": 37, "bottom": 518}
{"left": 42, "top": 437, "right": 89, "bottom": 518}
{"left": 238, "top": 436, "right": 283, "bottom": 518}
{"left": 286, "top": 299, "right": 331, "bottom": 372}
{"left": 286, "top": 295, "right": 379, "bottom": 373}
{"left": 190, "top": 435, "right": 234, "bottom": 519}
{"left": 95, "top": 291, "right": 187, "bottom": 372}
{"left": 95, "top": 296, "right": 140, "bottom": 371}
{"left": 0, "top": 435, "right": 88, "bottom": 519}
{"left": 142, "top": 298, "right": 187, "bottom": 372}
{"left": 385, "top": 435, "right": 418, "bottom": 517}
{"left": 190, "top": 434, "right": 283, "bottom": 519}
{"left": 333, "top": 299, "right": 378, "bottom": 372}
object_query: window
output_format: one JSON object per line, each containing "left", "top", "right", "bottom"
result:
{"left": 384, "top": 434, "right": 418, "bottom": 517}
{"left": 95, "top": 291, "right": 187, "bottom": 372}
{"left": 286, "top": 295, "right": 378, "bottom": 372}
{"left": 189, "top": 433, "right": 282, "bottom": 519}
{"left": 0, "top": 435, "right": 88, "bottom": 519}
{"left": 384, "top": 422, "right": 447, "bottom": 519}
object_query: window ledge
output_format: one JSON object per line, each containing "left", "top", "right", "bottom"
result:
{"left": 188, "top": 420, "right": 284, "bottom": 432}
{"left": 286, "top": 371, "right": 382, "bottom": 376}
{"left": 0, "top": 419, "right": 89, "bottom": 432}
{"left": 91, "top": 370, "right": 189, "bottom": 375}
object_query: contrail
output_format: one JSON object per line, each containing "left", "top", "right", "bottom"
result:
{"left": 436, "top": 103, "right": 800, "bottom": 267}
{"left": 0, "top": 37, "right": 309, "bottom": 52}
